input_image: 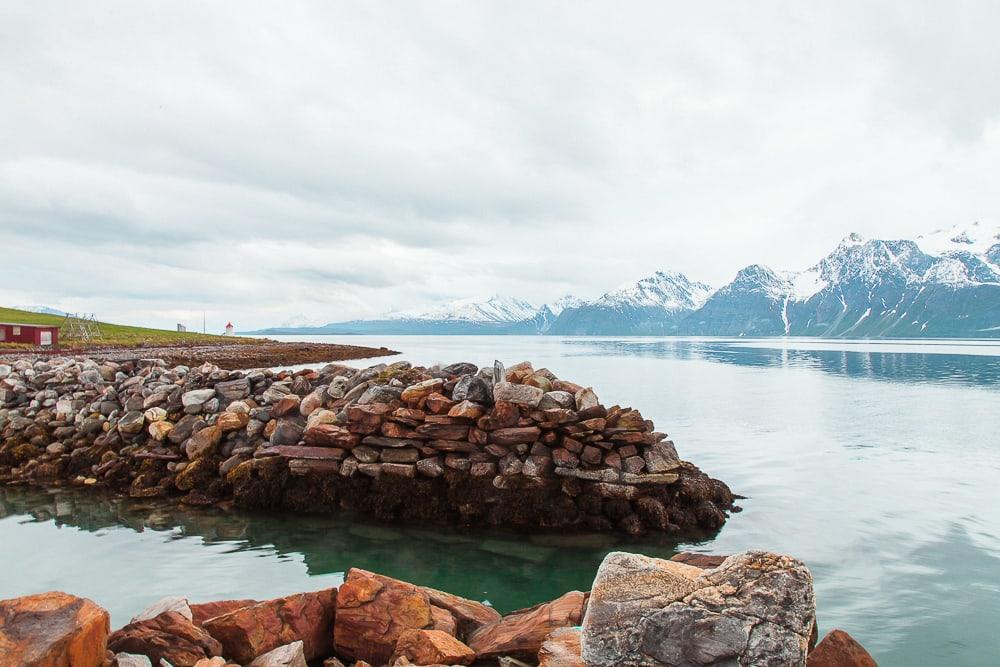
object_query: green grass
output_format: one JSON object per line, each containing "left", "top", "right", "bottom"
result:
{"left": 0, "top": 306, "right": 260, "bottom": 348}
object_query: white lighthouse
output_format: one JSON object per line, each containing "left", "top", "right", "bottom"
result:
{"left": 224, "top": 321, "right": 234, "bottom": 336}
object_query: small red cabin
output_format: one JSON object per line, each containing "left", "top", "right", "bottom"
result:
{"left": 0, "top": 322, "right": 59, "bottom": 347}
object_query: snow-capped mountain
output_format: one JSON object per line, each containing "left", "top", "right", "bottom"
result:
{"left": 279, "top": 314, "right": 325, "bottom": 329}
{"left": 547, "top": 295, "right": 587, "bottom": 317}
{"left": 386, "top": 295, "right": 540, "bottom": 323}
{"left": 246, "top": 223, "right": 1000, "bottom": 338}
{"left": 916, "top": 220, "right": 1000, "bottom": 257}
{"left": 686, "top": 229, "right": 1000, "bottom": 337}
{"left": 548, "top": 271, "right": 714, "bottom": 335}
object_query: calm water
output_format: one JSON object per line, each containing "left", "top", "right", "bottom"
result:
{"left": 3, "top": 336, "right": 999, "bottom": 666}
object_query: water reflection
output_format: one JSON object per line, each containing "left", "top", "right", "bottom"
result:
{"left": 0, "top": 486, "right": 694, "bottom": 615}
{"left": 564, "top": 339, "right": 1000, "bottom": 388}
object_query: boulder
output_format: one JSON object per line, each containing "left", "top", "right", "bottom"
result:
{"left": 202, "top": 588, "right": 337, "bottom": 664}
{"left": 215, "top": 378, "right": 250, "bottom": 401}
{"left": 492, "top": 382, "right": 544, "bottom": 408}
{"left": 538, "top": 391, "right": 575, "bottom": 410}
{"left": 451, "top": 375, "right": 492, "bottom": 404}
{"left": 0, "top": 591, "right": 109, "bottom": 667}
{"left": 581, "top": 551, "right": 816, "bottom": 667}
{"left": 131, "top": 595, "right": 192, "bottom": 623}
{"left": 248, "top": 640, "right": 307, "bottom": 667}
{"left": 574, "top": 387, "right": 599, "bottom": 411}
{"left": 467, "top": 591, "right": 587, "bottom": 661}
{"left": 538, "top": 627, "right": 585, "bottom": 667}
{"left": 417, "top": 585, "right": 502, "bottom": 638}
{"left": 185, "top": 425, "right": 222, "bottom": 459}
{"left": 393, "top": 629, "right": 476, "bottom": 665}
{"left": 108, "top": 610, "right": 222, "bottom": 666}
{"left": 190, "top": 599, "right": 258, "bottom": 625}
{"left": 335, "top": 569, "right": 434, "bottom": 666}
{"left": 807, "top": 629, "right": 877, "bottom": 667}
{"left": 113, "top": 653, "right": 153, "bottom": 667}
{"left": 400, "top": 379, "right": 445, "bottom": 404}
{"left": 217, "top": 412, "right": 249, "bottom": 433}
{"left": 182, "top": 389, "right": 216, "bottom": 409}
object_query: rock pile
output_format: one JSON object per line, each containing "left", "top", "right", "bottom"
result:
{"left": 0, "top": 357, "right": 734, "bottom": 535}
{"left": 0, "top": 550, "right": 878, "bottom": 666}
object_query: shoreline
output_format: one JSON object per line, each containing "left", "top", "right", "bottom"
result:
{"left": 0, "top": 340, "right": 400, "bottom": 370}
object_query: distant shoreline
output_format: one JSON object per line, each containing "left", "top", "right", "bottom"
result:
{"left": 0, "top": 340, "right": 399, "bottom": 370}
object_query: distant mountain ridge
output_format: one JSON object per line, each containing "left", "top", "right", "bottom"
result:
{"left": 244, "top": 222, "right": 1000, "bottom": 338}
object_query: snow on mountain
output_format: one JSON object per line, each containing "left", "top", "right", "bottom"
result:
{"left": 595, "top": 270, "right": 714, "bottom": 312}
{"left": 916, "top": 220, "right": 1000, "bottom": 257}
{"left": 279, "top": 314, "right": 325, "bottom": 328}
{"left": 545, "top": 295, "right": 587, "bottom": 316}
{"left": 386, "top": 295, "right": 540, "bottom": 323}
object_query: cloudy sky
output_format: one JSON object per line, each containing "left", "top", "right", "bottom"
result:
{"left": 2, "top": 2, "right": 999, "bottom": 330}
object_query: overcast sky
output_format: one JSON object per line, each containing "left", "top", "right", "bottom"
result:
{"left": 2, "top": 2, "right": 999, "bottom": 330}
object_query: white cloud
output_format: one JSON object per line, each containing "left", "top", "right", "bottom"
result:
{"left": 2, "top": 1, "right": 1000, "bottom": 329}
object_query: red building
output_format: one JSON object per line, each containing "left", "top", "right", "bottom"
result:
{"left": 0, "top": 322, "right": 59, "bottom": 347}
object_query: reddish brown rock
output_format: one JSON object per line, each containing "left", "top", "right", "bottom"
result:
{"left": 334, "top": 569, "right": 434, "bottom": 666}
{"left": 391, "top": 407, "right": 426, "bottom": 425}
{"left": 186, "top": 425, "right": 223, "bottom": 459}
{"left": 448, "top": 400, "right": 484, "bottom": 420}
{"left": 489, "top": 426, "right": 541, "bottom": 446}
{"left": 401, "top": 378, "right": 445, "bottom": 405}
{"left": 424, "top": 392, "right": 456, "bottom": 415}
{"left": 346, "top": 404, "right": 391, "bottom": 434}
{"left": 478, "top": 400, "right": 520, "bottom": 430}
{"left": 417, "top": 586, "right": 502, "bottom": 639}
{"left": 271, "top": 395, "right": 301, "bottom": 418}
{"left": 217, "top": 411, "right": 250, "bottom": 433}
{"left": 190, "top": 599, "right": 258, "bottom": 625}
{"left": 467, "top": 591, "right": 587, "bottom": 661}
{"left": 430, "top": 605, "right": 458, "bottom": 636}
{"left": 303, "top": 424, "right": 358, "bottom": 448}
{"left": 393, "top": 629, "right": 476, "bottom": 666}
{"left": 669, "top": 552, "right": 728, "bottom": 569}
{"left": 538, "top": 627, "right": 585, "bottom": 667}
{"left": 108, "top": 610, "right": 222, "bottom": 667}
{"left": 202, "top": 588, "right": 337, "bottom": 664}
{"left": 414, "top": 422, "right": 470, "bottom": 441}
{"left": 807, "top": 629, "right": 878, "bottom": 667}
{"left": 0, "top": 591, "right": 109, "bottom": 667}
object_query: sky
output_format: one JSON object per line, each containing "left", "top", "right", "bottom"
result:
{"left": 2, "top": 2, "right": 1000, "bottom": 331}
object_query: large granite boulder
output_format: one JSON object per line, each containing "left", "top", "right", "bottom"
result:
{"left": 334, "top": 569, "right": 434, "bottom": 665}
{"left": 0, "top": 591, "right": 110, "bottom": 667}
{"left": 202, "top": 588, "right": 336, "bottom": 664}
{"left": 468, "top": 590, "right": 587, "bottom": 661}
{"left": 581, "top": 551, "right": 816, "bottom": 667}
{"left": 807, "top": 629, "right": 877, "bottom": 667}
{"left": 108, "top": 610, "right": 222, "bottom": 666}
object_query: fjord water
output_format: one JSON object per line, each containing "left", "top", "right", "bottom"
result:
{"left": 3, "top": 337, "right": 999, "bottom": 665}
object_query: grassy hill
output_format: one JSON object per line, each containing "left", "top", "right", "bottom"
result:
{"left": 0, "top": 306, "right": 257, "bottom": 348}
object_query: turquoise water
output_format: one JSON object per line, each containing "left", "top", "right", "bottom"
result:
{"left": 2, "top": 336, "right": 999, "bottom": 666}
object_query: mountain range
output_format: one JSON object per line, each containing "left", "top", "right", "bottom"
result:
{"left": 245, "top": 222, "right": 1000, "bottom": 338}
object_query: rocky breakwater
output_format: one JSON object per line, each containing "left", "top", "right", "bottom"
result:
{"left": 0, "top": 550, "right": 878, "bottom": 666}
{"left": 0, "top": 357, "right": 734, "bottom": 535}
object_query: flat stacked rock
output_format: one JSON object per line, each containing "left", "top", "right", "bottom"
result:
{"left": 0, "top": 357, "right": 734, "bottom": 535}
